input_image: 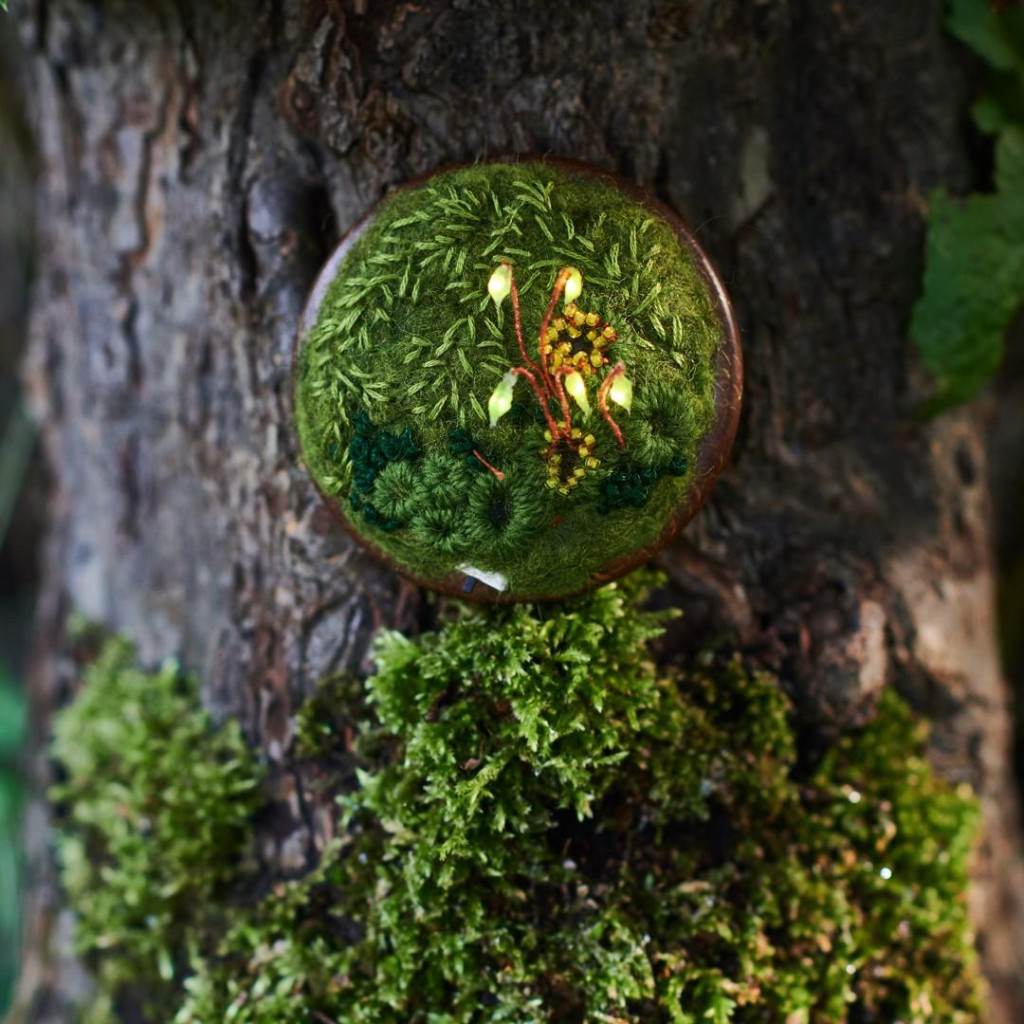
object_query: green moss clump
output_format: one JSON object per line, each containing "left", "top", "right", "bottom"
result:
{"left": 50, "top": 639, "right": 263, "bottom": 998}
{"left": 295, "top": 162, "right": 722, "bottom": 596}
{"left": 174, "top": 575, "right": 984, "bottom": 1023}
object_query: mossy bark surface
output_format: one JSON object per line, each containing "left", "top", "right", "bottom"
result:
{"left": 7, "top": 1, "right": 1024, "bottom": 1021}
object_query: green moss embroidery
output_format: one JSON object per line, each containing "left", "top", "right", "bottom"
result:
{"left": 93, "top": 575, "right": 980, "bottom": 1024}
{"left": 49, "top": 638, "right": 263, "bottom": 1001}
{"left": 347, "top": 411, "right": 422, "bottom": 532}
{"left": 294, "top": 162, "right": 722, "bottom": 595}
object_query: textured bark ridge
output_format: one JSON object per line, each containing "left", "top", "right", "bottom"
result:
{"left": 11, "top": 1, "right": 1024, "bottom": 1020}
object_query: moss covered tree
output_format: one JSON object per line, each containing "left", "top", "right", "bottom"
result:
{"left": 5, "top": 0, "right": 1024, "bottom": 1021}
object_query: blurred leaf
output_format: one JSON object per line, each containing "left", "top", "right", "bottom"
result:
{"left": 0, "top": 668, "right": 25, "bottom": 757}
{"left": 0, "top": 789, "right": 18, "bottom": 910}
{"left": 912, "top": 2, "right": 1024, "bottom": 412}
{"left": 947, "top": 0, "right": 1024, "bottom": 72}
{"left": 912, "top": 130, "right": 1024, "bottom": 413}
{"left": 0, "top": 666, "right": 22, "bottom": 1019}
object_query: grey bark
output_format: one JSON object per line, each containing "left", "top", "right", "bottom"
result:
{"left": 8, "top": 0, "right": 1024, "bottom": 1020}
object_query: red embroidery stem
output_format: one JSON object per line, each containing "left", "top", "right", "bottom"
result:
{"left": 472, "top": 449, "right": 506, "bottom": 481}
{"left": 598, "top": 364, "right": 627, "bottom": 450}
{"left": 551, "top": 366, "right": 575, "bottom": 439}
{"left": 510, "top": 366, "right": 563, "bottom": 444}
{"left": 500, "top": 265, "right": 624, "bottom": 460}
{"left": 505, "top": 263, "right": 541, "bottom": 378}
{"left": 537, "top": 268, "right": 570, "bottom": 393}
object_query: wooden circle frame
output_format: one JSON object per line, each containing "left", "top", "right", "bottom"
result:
{"left": 293, "top": 156, "right": 742, "bottom": 604}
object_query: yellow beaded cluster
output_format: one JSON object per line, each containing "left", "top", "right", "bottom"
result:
{"left": 543, "top": 303, "right": 618, "bottom": 374}
{"left": 542, "top": 425, "right": 601, "bottom": 495}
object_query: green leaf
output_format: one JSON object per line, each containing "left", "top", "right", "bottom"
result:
{"left": 911, "top": 195, "right": 1023, "bottom": 412}
{"left": 912, "top": 120, "right": 1024, "bottom": 411}
{"left": 970, "top": 70, "right": 1024, "bottom": 133}
{"left": 912, "top": 1, "right": 1024, "bottom": 410}
{"left": 996, "top": 120, "right": 1024, "bottom": 192}
{"left": 0, "top": 671, "right": 25, "bottom": 757}
{"left": 946, "top": 0, "right": 1024, "bottom": 73}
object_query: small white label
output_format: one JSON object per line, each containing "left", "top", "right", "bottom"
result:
{"left": 457, "top": 564, "right": 509, "bottom": 592}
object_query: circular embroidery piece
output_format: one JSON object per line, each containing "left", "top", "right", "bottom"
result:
{"left": 294, "top": 159, "right": 741, "bottom": 601}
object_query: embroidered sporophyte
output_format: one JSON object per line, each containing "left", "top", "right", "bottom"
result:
{"left": 544, "top": 303, "right": 617, "bottom": 376}
{"left": 487, "top": 263, "right": 635, "bottom": 490}
{"left": 542, "top": 426, "right": 600, "bottom": 495}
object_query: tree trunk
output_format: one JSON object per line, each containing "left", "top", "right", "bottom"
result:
{"left": 10, "top": 0, "right": 1024, "bottom": 1020}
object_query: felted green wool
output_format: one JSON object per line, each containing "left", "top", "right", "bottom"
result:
{"left": 294, "top": 162, "right": 722, "bottom": 597}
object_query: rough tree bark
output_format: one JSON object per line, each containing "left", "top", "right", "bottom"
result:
{"left": 9, "top": 0, "right": 1024, "bottom": 1020}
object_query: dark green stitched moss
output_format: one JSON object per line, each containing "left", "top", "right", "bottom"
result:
{"left": 448, "top": 427, "right": 495, "bottom": 474}
{"left": 295, "top": 162, "right": 723, "bottom": 596}
{"left": 597, "top": 456, "right": 692, "bottom": 515}
{"left": 347, "top": 411, "right": 420, "bottom": 531}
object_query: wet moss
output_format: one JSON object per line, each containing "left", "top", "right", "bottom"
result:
{"left": 54, "top": 583, "right": 983, "bottom": 1022}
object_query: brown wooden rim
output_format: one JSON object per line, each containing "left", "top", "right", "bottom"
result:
{"left": 292, "top": 156, "right": 743, "bottom": 604}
